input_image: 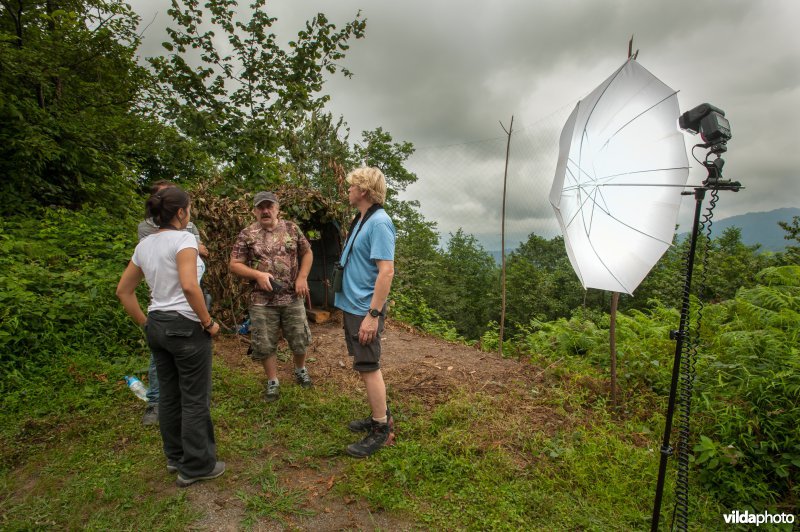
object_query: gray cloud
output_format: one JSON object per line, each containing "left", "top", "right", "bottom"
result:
{"left": 129, "top": 0, "right": 800, "bottom": 249}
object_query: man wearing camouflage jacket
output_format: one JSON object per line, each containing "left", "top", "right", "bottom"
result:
{"left": 229, "top": 191, "right": 314, "bottom": 402}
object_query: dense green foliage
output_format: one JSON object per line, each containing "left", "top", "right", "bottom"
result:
{"left": 778, "top": 215, "right": 800, "bottom": 264}
{"left": 695, "top": 266, "right": 800, "bottom": 506}
{"left": 427, "top": 230, "right": 500, "bottom": 339}
{"left": 0, "top": 206, "right": 146, "bottom": 420}
{"left": 506, "top": 267, "right": 800, "bottom": 509}
{"left": 0, "top": 0, "right": 208, "bottom": 213}
{"left": 391, "top": 222, "right": 784, "bottom": 343}
{"left": 149, "top": 0, "right": 366, "bottom": 188}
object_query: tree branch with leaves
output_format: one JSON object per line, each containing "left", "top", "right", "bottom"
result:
{"left": 149, "top": 0, "right": 366, "bottom": 186}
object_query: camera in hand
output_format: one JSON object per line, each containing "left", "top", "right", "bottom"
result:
{"left": 270, "top": 278, "right": 285, "bottom": 294}
{"left": 332, "top": 262, "right": 344, "bottom": 292}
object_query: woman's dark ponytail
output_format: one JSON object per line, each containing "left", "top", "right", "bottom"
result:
{"left": 145, "top": 187, "right": 190, "bottom": 229}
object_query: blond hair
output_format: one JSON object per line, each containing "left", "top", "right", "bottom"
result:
{"left": 346, "top": 166, "right": 387, "bottom": 205}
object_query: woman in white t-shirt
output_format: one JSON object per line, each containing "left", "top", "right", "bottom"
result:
{"left": 116, "top": 186, "right": 224, "bottom": 487}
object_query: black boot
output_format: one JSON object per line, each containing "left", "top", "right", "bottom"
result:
{"left": 345, "top": 419, "right": 395, "bottom": 458}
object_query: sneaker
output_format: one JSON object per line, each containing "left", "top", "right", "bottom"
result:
{"left": 167, "top": 460, "right": 179, "bottom": 474}
{"left": 345, "top": 420, "right": 395, "bottom": 458}
{"left": 176, "top": 461, "right": 226, "bottom": 488}
{"left": 264, "top": 380, "right": 280, "bottom": 402}
{"left": 294, "top": 368, "right": 313, "bottom": 388}
{"left": 348, "top": 408, "right": 393, "bottom": 433}
{"left": 142, "top": 404, "right": 159, "bottom": 426}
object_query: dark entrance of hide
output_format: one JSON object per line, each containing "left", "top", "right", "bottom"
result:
{"left": 303, "top": 220, "right": 342, "bottom": 310}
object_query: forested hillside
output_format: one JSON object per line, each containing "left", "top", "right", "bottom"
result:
{"left": 1, "top": 1, "right": 798, "bottom": 529}
{"left": 677, "top": 207, "right": 800, "bottom": 252}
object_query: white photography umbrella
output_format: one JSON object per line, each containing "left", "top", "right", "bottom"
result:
{"left": 550, "top": 59, "right": 690, "bottom": 294}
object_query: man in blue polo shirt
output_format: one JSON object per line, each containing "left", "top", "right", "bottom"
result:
{"left": 335, "top": 166, "right": 396, "bottom": 458}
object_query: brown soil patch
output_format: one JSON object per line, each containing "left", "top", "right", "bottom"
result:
{"left": 214, "top": 316, "right": 553, "bottom": 408}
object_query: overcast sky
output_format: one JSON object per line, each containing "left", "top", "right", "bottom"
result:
{"left": 129, "top": 0, "right": 800, "bottom": 250}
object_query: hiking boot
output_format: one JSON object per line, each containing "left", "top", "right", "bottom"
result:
{"left": 264, "top": 380, "right": 280, "bottom": 402}
{"left": 345, "top": 420, "right": 395, "bottom": 458}
{"left": 166, "top": 460, "right": 179, "bottom": 474}
{"left": 176, "top": 461, "right": 226, "bottom": 488}
{"left": 348, "top": 408, "right": 393, "bottom": 433}
{"left": 294, "top": 368, "right": 313, "bottom": 389}
{"left": 142, "top": 404, "right": 159, "bottom": 426}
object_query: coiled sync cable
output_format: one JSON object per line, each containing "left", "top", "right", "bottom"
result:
{"left": 670, "top": 188, "right": 718, "bottom": 531}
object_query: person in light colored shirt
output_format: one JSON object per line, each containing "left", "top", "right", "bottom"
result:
{"left": 334, "top": 167, "right": 396, "bottom": 458}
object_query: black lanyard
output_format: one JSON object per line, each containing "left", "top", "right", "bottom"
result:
{"left": 339, "top": 204, "right": 383, "bottom": 267}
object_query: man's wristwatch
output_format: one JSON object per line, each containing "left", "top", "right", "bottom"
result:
{"left": 368, "top": 308, "right": 383, "bottom": 318}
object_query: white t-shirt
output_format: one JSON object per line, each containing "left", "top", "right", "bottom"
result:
{"left": 132, "top": 231, "right": 205, "bottom": 321}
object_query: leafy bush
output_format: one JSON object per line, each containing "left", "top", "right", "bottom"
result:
{"left": 0, "top": 207, "right": 145, "bottom": 413}
{"left": 478, "top": 321, "right": 515, "bottom": 355}
{"left": 516, "top": 312, "right": 606, "bottom": 359}
{"left": 693, "top": 266, "right": 800, "bottom": 507}
{"left": 509, "top": 266, "right": 799, "bottom": 509}
{"left": 391, "top": 289, "right": 468, "bottom": 344}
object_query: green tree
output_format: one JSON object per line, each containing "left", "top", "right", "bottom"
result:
{"left": 149, "top": 0, "right": 366, "bottom": 187}
{"left": 504, "top": 233, "right": 597, "bottom": 330}
{"left": 629, "top": 226, "right": 774, "bottom": 310}
{"left": 702, "top": 227, "right": 772, "bottom": 302}
{"left": 628, "top": 233, "right": 689, "bottom": 311}
{"left": 389, "top": 200, "right": 440, "bottom": 295}
{"left": 429, "top": 229, "right": 499, "bottom": 339}
{"left": 355, "top": 127, "right": 417, "bottom": 201}
{"left": 282, "top": 112, "right": 355, "bottom": 198}
{"left": 0, "top": 0, "right": 154, "bottom": 212}
{"left": 777, "top": 215, "right": 800, "bottom": 264}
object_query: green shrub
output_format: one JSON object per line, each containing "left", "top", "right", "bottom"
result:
{"left": 0, "top": 207, "right": 145, "bottom": 414}
{"left": 507, "top": 269, "right": 799, "bottom": 509}
{"left": 693, "top": 266, "right": 800, "bottom": 506}
{"left": 391, "top": 289, "right": 469, "bottom": 344}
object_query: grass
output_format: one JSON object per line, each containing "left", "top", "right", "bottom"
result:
{"left": 236, "top": 462, "right": 315, "bottom": 527}
{"left": 0, "top": 342, "right": 752, "bottom": 530}
{"left": 340, "top": 393, "right": 704, "bottom": 531}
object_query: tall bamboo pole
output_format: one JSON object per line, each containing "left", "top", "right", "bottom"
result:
{"left": 499, "top": 116, "right": 513, "bottom": 356}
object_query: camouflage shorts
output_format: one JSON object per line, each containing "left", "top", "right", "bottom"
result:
{"left": 249, "top": 299, "right": 311, "bottom": 360}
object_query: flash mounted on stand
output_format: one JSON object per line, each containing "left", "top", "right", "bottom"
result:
{"left": 679, "top": 103, "right": 731, "bottom": 154}
{"left": 679, "top": 103, "right": 740, "bottom": 190}
{"left": 651, "top": 102, "right": 743, "bottom": 531}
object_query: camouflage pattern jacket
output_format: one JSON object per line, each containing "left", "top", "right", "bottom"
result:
{"left": 231, "top": 220, "right": 311, "bottom": 306}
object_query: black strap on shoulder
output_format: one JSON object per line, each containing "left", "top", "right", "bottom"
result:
{"left": 339, "top": 203, "right": 383, "bottom": 266}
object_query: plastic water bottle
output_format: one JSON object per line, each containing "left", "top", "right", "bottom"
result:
{"left": 238, "top": 318, "right": 251, "bottom": 335}
{"left": 124, "top": 375, "right": 148, "bottom": 401}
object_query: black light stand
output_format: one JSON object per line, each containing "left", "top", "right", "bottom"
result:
{"left": 650, "top": 151, "right": 741, "bottom": 531}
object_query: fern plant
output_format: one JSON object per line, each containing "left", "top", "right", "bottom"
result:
{"left": 694, "top": 265, "right": 800, "bottom": 506}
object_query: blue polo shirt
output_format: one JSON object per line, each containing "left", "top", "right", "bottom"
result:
{"left": 334, "top": 209, "right": 395, "bottom": 315}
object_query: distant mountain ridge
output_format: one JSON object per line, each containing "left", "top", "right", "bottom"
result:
{"left": 679, "top": 207, "right": 799, "bottom": 252}
{"left": 486, "top": 207, "right": 799, "bottom": 261}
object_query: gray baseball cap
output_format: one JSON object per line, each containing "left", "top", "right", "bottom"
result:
{"left": 253, "top": 191, "right": 279, "bottom": 206}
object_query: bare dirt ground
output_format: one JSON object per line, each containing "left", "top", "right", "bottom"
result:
{"left": 216, "top": 317, "right": 551, "bottom": 408}
{"left": 181, "top": 314, "right": 573, "bottom": 531}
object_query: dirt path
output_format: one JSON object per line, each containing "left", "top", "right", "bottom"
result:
{"left": 216, "top": 318, "right": 548, "bottom": 406}
{"left": 185, "top": 315, "right": 566, "bottom": 531}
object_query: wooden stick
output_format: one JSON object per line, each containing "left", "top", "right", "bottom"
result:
{"left": 499, "top": 115, "right": 514, "bottom": 358}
